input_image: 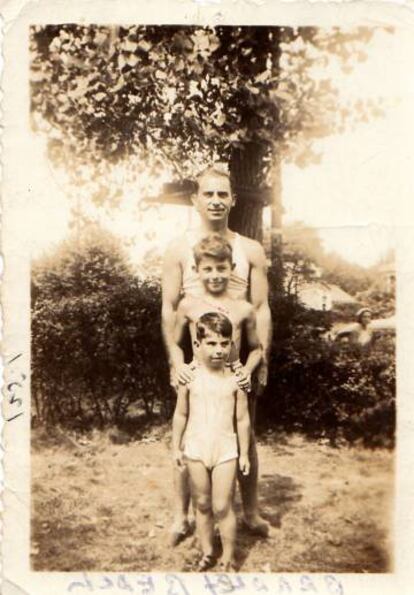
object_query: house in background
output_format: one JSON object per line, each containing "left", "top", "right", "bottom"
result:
{"left": 297, "top": 280, "right": 357, "bottom": 311}
{"left": 284, "top": 259, "right": 357, "bottom": 311}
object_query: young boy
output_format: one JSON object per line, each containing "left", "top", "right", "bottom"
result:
{"left": 170, "top": 234, "right": 263, "bottom": 390}
{"left": 172, "top": 313, "right": 251, "bottom": 571}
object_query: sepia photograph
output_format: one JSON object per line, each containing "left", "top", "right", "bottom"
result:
{"left": 24, "top": 22, "right": 403, "bottom": 575}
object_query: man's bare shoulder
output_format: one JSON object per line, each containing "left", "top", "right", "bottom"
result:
{"left": 237, "top": 234, "right": 267, "bottom": 266}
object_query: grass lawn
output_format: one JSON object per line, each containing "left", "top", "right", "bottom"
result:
{"left": 31, "top": 426, "right": 393, "bottom": 572}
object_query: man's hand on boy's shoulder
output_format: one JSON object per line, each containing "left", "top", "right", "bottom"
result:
{"left": 172, "top": 363, "right": 195, "bottom": 387}
{"left": 233, "top": 363, "right": 252, "bottom": 393}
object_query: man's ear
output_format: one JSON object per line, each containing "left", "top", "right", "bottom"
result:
{"left": 192, "top": 264, "right": 198, "bottom": 273}
{"left": 231, "top": 262, "right": 236, "bottom": 271}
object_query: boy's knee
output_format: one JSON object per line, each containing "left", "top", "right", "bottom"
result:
{"left": 195, "top": 494, "right": 212, "bottom": 514}
{"left": 213, "top": 499, "right": 231, "bottom": 520}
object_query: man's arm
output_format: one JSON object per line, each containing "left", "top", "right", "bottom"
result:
{"left": 248, "top": 240, "right": 272, "bottom": 393}
{"left": 244, "top": 308, "right": 263, "bottom": 376}
{"left": 248, "top": 240, "right": 272, "bottom": 360}
{"left": 161, "top": 238, "right": 184, "bottom": 368}
{"left": 170, "top": 299, "right": 192, "bottom": 373}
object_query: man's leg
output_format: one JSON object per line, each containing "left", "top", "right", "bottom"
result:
{"left": 237, "top": 394, "right": 269, "bottom": 536}
{"left": 171, "top": 464, "right": 191, "bottom": 546}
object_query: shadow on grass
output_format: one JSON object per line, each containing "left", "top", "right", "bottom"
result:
{"left": 235, "top": 473, "right": 302, "bottom": 569}
{"left": 259, "top": 473, "right": 302, "bottom": 528}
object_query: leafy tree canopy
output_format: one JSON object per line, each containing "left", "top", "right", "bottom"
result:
{"left": 30, "top": 25, "right": 389, "bottom": 207}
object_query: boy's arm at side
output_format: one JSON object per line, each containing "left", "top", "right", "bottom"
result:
{"left": 172, "top": 384, "right": 189, "bottom": 468}
{"left": 236, "top": 388, "right": 251, "bottom": 475}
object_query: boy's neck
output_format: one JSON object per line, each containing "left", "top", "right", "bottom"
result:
{"left": 201, "top": 287, "right": 231, "bottom": 302}
{"left": 198, "top": 360, "right": 226, "bottom": 375}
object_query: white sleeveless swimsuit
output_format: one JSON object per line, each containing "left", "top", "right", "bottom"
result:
{"left": 182, "top": 230, "right": 249, "bottom": 300}
{"left": 184, "top": 367, "right": 239, "bottom": 469}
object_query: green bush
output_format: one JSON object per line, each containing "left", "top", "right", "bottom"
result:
{"left": 31, "top": 227, "right": 171, "bottom": 430}
{"left": 259, "top": 279, "right": 395, "bottom": 446}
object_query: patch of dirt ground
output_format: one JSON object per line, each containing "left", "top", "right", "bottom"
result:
{"left": 31, "top": 427, "right": 393, "bottom": 572}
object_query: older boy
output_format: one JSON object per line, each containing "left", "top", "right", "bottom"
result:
{"left": 170, "top": 234, "right": 262, "bottom": 391}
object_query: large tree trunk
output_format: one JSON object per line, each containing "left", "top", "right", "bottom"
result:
{"left": 229, "top": 142, "right": 268, "bottom": 242}
{"left": 229, "top": 141, "right": 284, "bottom": 292}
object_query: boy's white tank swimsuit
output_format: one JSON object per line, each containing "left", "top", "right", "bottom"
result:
{"left": 182, "top": 230, "right": 249, "bottom": 300}
{"left": 184, "top": 367, "right": 239, "bottom": 470}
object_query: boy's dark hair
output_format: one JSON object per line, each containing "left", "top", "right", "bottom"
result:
{"left": 196, "top": 312, "right": 233, "bottom": 342}
{"left": 193, "top": 234, "right": 233, "bottom": 267}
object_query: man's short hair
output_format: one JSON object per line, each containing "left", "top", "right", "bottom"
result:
{"left": 194, "top": 163, "right": 231, "bottom": 193}
{"left": 196, "top": 312, "right": 233, "bottom": 342}
{"left": 193, "top": 234, "right": 233, "bottom": 267}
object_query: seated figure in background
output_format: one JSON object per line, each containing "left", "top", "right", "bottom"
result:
{"left": 333, "top": 307, "right": 395, "bottom": 348}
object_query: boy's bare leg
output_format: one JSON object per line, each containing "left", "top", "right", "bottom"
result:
{"left": 238, "top": 395, "right": 270, "bottom": 536}
{"left": 212, "top": 459, "right": 238, "bottom": 568}
{"left": 171, "top": 465, "right": 191, "bottom": 546}
{"left": 187, "top": 460, "right": 215, "bottom": 559}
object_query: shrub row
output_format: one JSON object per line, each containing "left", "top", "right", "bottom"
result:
{"left": 31, "top": 231, "right": 395, "bottom": 446}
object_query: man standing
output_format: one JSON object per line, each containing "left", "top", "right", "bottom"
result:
{"left": 162, "top": 164, "right": 272, "bottom": 544}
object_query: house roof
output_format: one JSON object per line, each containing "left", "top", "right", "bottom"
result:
{"left": 299, "top": 281, "right": 356, "bottom": 304}
{"left": 328, "top": 284, "right": 357, "bottom": 304}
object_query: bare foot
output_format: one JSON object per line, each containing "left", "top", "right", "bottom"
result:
{"left": 217, "top": 559, "right": 237, "bottom": 573}
{"left": 170, "top": 519, "right": 191, "bottom": 547}
{"left": 242, "top": 515, "right": 270, "bottom": 537}
{"left": 197, "top": 553, "right": 216, "bottom": 572}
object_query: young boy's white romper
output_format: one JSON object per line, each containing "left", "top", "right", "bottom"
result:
{"left": 184, "top": 367, "right": 239, "bottom": 470}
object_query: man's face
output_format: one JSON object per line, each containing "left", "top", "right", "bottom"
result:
{"left": 197, "top": 330, "right": 232, "bottom": 369}
{"left": 192, "top": 174, "right": 235, "bottom": 223}
{"left": 196, "top": 256, "right": 233, "bottom": 295}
